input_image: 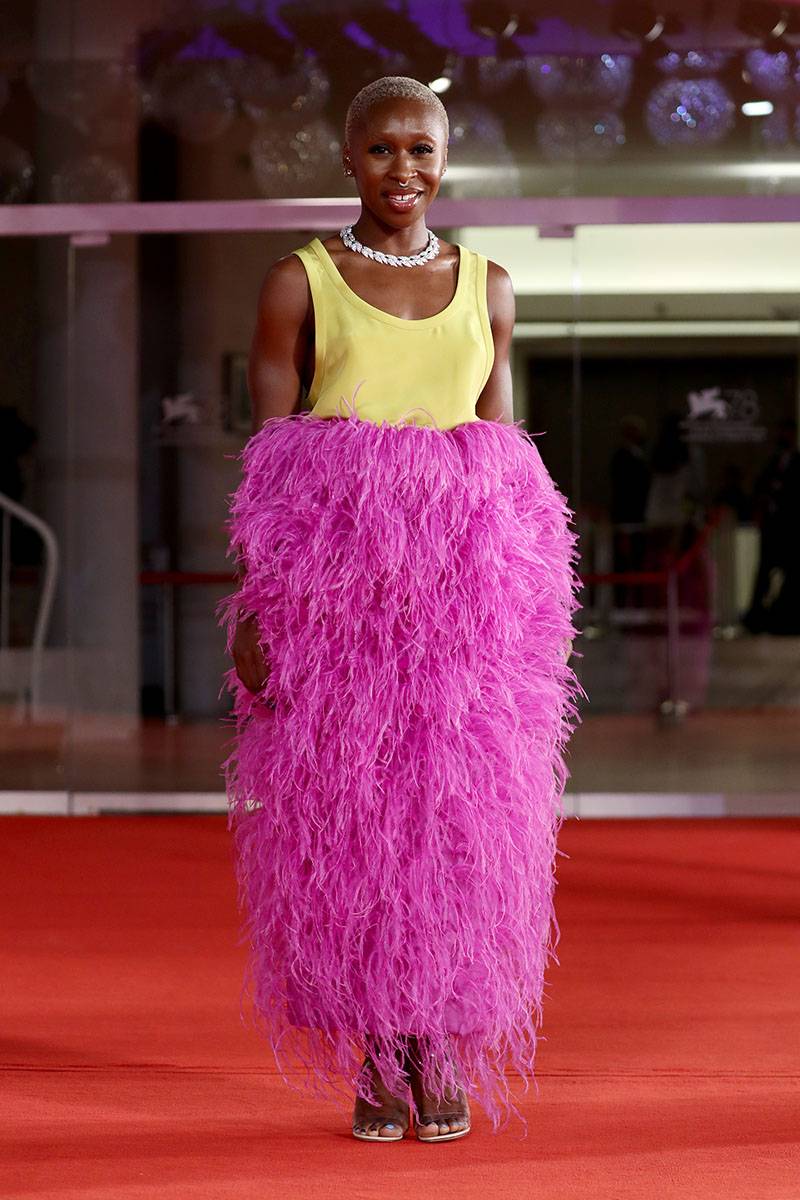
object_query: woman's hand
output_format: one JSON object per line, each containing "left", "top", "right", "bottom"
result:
{"left": 232, "top": 614, "right": 269, "bottom": 693}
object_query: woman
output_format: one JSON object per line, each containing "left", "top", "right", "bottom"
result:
{"left": 220, "top": 76, "right": 581, "bottom": 1142}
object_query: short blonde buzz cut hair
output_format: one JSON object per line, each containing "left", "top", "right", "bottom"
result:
{"left": 344, "top": 75, "right": 449, "bottom": 146}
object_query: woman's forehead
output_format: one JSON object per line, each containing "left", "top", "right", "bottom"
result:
{"left": 356, "top": 100, "right": 446, "bottom": 140}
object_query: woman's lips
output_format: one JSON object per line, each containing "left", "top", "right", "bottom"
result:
{"left": 384, "top": 191, "right": 421, "bottom": 212}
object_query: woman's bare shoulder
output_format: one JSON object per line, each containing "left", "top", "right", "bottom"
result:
{"left": 486, "top": 257, "right": 513, "bottom": 290}
{"left": 255, "top": 250, "right": 311, "bottom": 324}
{"left": 484, "top": 257, "right": 515, "bottom": 327}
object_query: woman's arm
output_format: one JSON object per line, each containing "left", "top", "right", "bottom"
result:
{"left": 247, "top": 252, "right": 313, "bottom": 433}
{"left": 475, "top": 260, "right": 516, "bottom": 425}
{"left": 232, "top": 252, "right": 312, "bottom": 692}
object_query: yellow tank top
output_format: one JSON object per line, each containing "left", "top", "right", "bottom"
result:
{"left": 292, "top": 237, "right": 495, "bottom": 430}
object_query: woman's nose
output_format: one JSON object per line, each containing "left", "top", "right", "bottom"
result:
{"left": 388, "top": 155, "right": 416, "bottom": 182}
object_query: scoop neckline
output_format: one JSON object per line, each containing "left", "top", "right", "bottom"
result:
{"left": 311, "top": 236, "right": 466, "bottom": 327}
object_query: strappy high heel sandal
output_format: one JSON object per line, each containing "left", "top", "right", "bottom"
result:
{"left": 405, "top": 1041, "right": 471, "bottom": 1143}
{"left": 352, "top": 1050, "right": 411, "bottom": 1142}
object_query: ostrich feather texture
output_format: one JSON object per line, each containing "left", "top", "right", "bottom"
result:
{"left": 218, "top": 411, "right": 583, "bottom": 1134}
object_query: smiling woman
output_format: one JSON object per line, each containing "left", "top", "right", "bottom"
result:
{"left": 219, "top": 76, "right": 581, "bottom": 1146}
{"left": 339, "top": 77, "right": 451, "bottom": 281}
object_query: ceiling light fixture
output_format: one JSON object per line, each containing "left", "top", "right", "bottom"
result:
{"left": 610, "top": 2, "right": 684, "bottom": 47}
{"left": 428, "top": 51, "right": 460, "bottom": 94}
{"left": 736, "top": 2, "right": 798, "bottom": 46}
{"left": 465, "top": 2, "right": 538, "bottom": 57}
{"left": 741, "top": 98, "right": 774, "bottom": 115}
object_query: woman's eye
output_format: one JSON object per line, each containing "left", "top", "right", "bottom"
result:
{"left": 367, "top": 144, "right": 434, "bottom": 154}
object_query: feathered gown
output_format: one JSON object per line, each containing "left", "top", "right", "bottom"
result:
{"left": 218, "top": 237, "right": 582, "bottom": 1133}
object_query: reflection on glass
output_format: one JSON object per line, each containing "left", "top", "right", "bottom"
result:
{"left": 3, "top": 4, "right": 800, "bottom": 204}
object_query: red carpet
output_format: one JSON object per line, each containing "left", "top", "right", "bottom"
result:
{"left": 2, "top": 815, "right": 798, "bottom": 1199}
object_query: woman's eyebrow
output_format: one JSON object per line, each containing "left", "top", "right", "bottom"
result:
{"left": 367, "top": 131, "right": 440, "bottom": 142}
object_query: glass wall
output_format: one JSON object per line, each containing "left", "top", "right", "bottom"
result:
{"left": 3, "top": 219, "right": 797, "bottom": 800}
{"left": 1, "top": 234, "right": 70, "bottom": 795}
{"left": 3, "top": 0, "right": 800, "bottom": 805}
{"left": 5, "top": 1, "right": 800, "bottom": 207}
{"left": 461, "top": 224, "right": 800, "bottom": 720}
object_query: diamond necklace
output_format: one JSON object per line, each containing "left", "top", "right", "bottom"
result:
{"left": 339, "top": 224, "right": 440, "bottom": 268}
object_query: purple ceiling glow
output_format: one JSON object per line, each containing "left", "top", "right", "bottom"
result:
{"left": 404, "top": 1, "right": 591, "bottom": 55}
{"left": 184, "top": 0, "right": 800, "bottom": 57}
{"left": 264, "top": 0, "right": 298, "bottom": 45}
{"left": 176, "top": 25, "right": 245, "bottom": 61}
{"left": 215, "top": 0, "right": 634, "bottom": 56}
{"left": 341, "top": 21, "right": 383, "bottom": 53}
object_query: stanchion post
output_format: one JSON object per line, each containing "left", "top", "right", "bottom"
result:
{"left": 163, "top": 582, "right": 177, "bottom": 724}
{"left": 664, "top": 567, "right": 681, "bottom": 717}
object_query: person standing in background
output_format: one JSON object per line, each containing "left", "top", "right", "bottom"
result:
{"left": 743, "top": 418, "right": 800, "bottom": 635}
{"left": 610, "top": 414, "right": 650, "bottom": 608}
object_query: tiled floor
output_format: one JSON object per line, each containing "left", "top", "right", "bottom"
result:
{"left": 1, "top": 709, "right": 798, "bottom": 800}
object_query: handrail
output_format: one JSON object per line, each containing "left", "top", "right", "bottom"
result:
{"left": 0, "top": 491, "right": 60, "bottom": 713}
{"left": 5, "top": 196, "right": 800, "bottom": 239}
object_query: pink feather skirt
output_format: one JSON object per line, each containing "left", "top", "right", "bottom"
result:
{"left": 218, "top": 411, "right": 582, "bottom": 1133}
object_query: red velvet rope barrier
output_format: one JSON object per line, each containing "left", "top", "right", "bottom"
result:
{"left": 137, "top": 510, "right": 724, "bottom": 591}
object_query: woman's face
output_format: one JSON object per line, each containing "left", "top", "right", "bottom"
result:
{"left": 344, "top": 98, "right": 448, "bottom": 225}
